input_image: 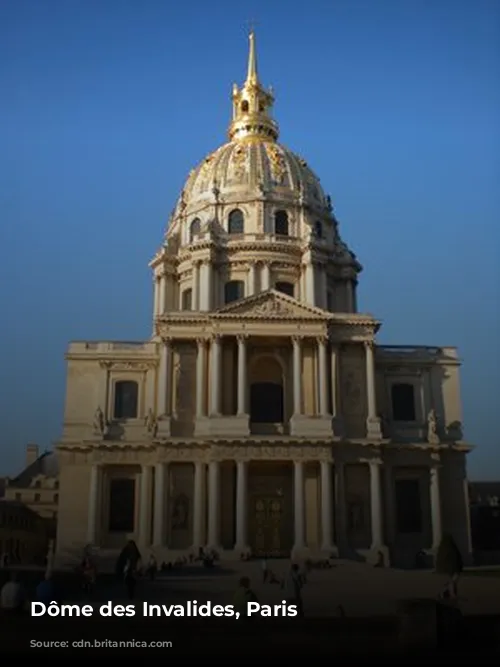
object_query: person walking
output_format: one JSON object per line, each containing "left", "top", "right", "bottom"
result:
{"left": 282, "top": 563, "right": 304, "bottom": 616}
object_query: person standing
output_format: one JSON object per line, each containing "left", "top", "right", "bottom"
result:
{"left": 282, "top": 563, "right": 304, "bottom": 616}
{"left": 116, "top": 540, "right": 142, "bottom": 600}
{"left": 233, "top": 577, "right": 258, "bottom": 618}
{"left": 261, "top": 557, "right": 268, "bottom": 583}
{"left": 0, "top": 572, "right": 26, "bottom": 614}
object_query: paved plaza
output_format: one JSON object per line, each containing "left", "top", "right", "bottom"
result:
{"left": 83, "top": 560, "right": 500, "bottom": 618}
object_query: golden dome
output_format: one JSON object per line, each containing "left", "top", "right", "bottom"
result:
{"left": 169, "top": 32, "right": 332, "bottom": 230}
{"left": 176, "top": 140, "right": 328, "bottom": 214}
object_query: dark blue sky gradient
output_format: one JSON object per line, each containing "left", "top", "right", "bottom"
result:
{"left": 1, "top": 0, "right": 498, "bottom": 477}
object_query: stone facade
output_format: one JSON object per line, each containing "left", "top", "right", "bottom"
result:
{"left": 55, "top": 33, "right": 473, "bottom": 569}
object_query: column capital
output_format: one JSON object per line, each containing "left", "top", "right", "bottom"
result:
{"left": 210, "top": 333, "right": 223, "bottom": 343}
{"left": 236, "top": 333, "right": 249, "bottom": 344}
{"left": 161, "top": 335, "right": 173, "bottom": 345}
{"left": 363, "top": 340, "right": 375, "bottom": 350}
{"left": 361, "top": 457, "right": 383, "bottom": 467}
{"left": 196, "top": 336, "right": 208, "bottom": 346}
{"left": 292, "top": 335, "right": 304, "bottom": 346}
{"left": 316, "top": 335, "right": 329, "bottom": 346}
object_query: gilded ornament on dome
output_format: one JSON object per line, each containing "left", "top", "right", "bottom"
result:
{"left": 266, "top": 144, "right": 286, "bottom": 184}
{"left": 229, "top": 144, "right": 248, "bottom": 181}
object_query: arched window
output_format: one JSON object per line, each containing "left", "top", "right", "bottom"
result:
{"left": 241, "top": 100, "right": 249, "bottom": 113}
{"left": 113, "top": 380, "right": 139, "bottom": 419}
{"left": 391, "top": 383, "right": 416, "bottom": 422}
{"left": 228, "top": 209, "right": 244, "bottom": 235}
{"left": 314, "top": 221, "right": 323, "bottom": 238}
{"left": 181, "top": 288, "right": 192, "bottom": 311}
{"left": 274, "top": 210, "right": 289, "bottom": 236}
{"left": 189, "top": 218, "right": 201, "bottom": 243}
{"left": 275, "top": 281, "right": 294, "bottom": 297}
{"left": 224, "top": 280, "right": 245, "bottom": 304}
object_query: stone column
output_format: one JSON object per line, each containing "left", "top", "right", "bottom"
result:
{"left": 192, "top": 462, "right": 205, "bottom": 549}
{"left": 139, "top": 465, "right": 153, "bottom": 548}
{"left": 158, "top": 273, "right": 166, "bottom": 314}
{"left": 305, "top": 262, "right": 315, "bottom": 305}
{"left": 320, "top": 460, "right": 335, "bottom": 552}
{"left": 261, "top": 263, "right": 271, "bottom": 290}
{"left": 317, "top": 336, "right": 329, "bottom": 416}
{"left": 364, "top": 341, "right": 382, "bottom": 439}
{"left": 292, "top": 336, "right": 302, "bottom": 416}
{"left": 157, "top": 338, "right": 171, "bottom": 418}
{"left": 153, "top": 463, "right": 167, "bottom": 546}
{"left": 334, "top": 462, "right": 347, "bottom": 551}
{"left": 330, "top": 343, "right": 339, "bottom": 419}
{"left": 320, "top": 266, "right": 328, "bottom": 309}
{"left": 369, "top": 459, "right": 383, "bottom": 549}
{"left": 430, "top": 462, "right": 442, "bottom": 550}
{"left": 196, "top": 338, "right": 207, "bottom": 418}
{"left": 383, "top": 464, "right": 395, "bottom": 548}
{"left": 192, "top": 261, "right": 200, "bottom": 310}
{"left": 247, "top": 263, "right": 257, "bottom": 296}
{"left": 209, "top": 335, "right": 222, "bottom": 416}
{"left": 153, "top": 277, "right": 160, "bottom": 317}
{"left": 345, "top": 280, "right": 354, "bottom": 312}
{"left": 293, "top": 461, "right": 305, "bottom": 553}
{"left": 237, "top": 335, "right": 248, "bottom": 416}
{"left": 97, "top": 364, "right": 110, "bottom": 423}
{"left": 86, "top": 465, "right": 101, "bottom": 544}
{"left": 207, "top": 461, "right": 221, "bottom": 550}
{"left": 235, "top": 461, "right": 249, "bottom": 552}
{"left": 199, "top": 260, "right": 212, "bottom": 311}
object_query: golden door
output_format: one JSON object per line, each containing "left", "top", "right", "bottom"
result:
{"left": 251, "top": 496, "right": 284, "bottom": 557}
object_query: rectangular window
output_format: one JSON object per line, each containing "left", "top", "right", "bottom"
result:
{"left": 108, "top": 478, "right": 135, "bottom": 532}
{"left": 395, "top": 479, "right": 422, "bottom": 533}
{"left": 391, "top": 383, "right": 416, "bottom": 421}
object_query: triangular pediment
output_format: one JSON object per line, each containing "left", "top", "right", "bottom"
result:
{"left": 213, "top": 290, "right": 332, "bottom": 320}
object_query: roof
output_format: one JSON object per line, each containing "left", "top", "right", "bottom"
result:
{"left": 8, "top": 451, "right": 59, "bottom": 489}
{"left": 0, "top": 499, "right": 45, "bottom": 519}
{"left": 469, "top": 481, "right": 500, "bottom": 504}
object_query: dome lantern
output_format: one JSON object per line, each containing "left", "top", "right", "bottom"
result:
{"left": 228, "top": 31, "right": 279, "bottom": 143}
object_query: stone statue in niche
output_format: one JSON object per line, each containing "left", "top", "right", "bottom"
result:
{"left": 171, "top": 493, "right": 189, "bottom": 530}
{"left": 92, "top": 406, "right": 106, "bottom": 435}
{"left": 427, "top": 409, "right": 440, "bottom": 444}
{"left": 144, "top": 408, "right": 158, "bottom": 438}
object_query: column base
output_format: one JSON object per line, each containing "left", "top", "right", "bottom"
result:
{"left": 367, "top": 544, "right": 390, "bottom": 567}
{"left": 195, "top": 415, "right": 249, "bottom": 438}
{"left": 290, "top": 414, "right": 333, "bottom": 437}
{"left": 291, "top": 545, "right": 310, "bottom": 561}
{"left": 156, "top": 416, "right": 171, "bottom": 438}
{"left": 320, "top": 544, "right": 339, "bottom": 559}
{"left": 234, "top": 544, "right": 252, "bottom": 559}
{"left": 366, "top": 417, "right": 382, "bottom": 440}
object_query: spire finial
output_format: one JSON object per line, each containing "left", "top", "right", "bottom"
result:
{"left": 246, "top": 28, "right": 258, "bottom": 85}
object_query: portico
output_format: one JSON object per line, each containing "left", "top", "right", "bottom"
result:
{"left": 155, "top": 289, "right": 382, "bottom": 441}
{"left": 80, "top": 439, "right": 447, "bottom": 565}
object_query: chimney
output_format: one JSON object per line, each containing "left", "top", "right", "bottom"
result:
{"left": 26, "top": 443, "right": 39, "bottom": 467}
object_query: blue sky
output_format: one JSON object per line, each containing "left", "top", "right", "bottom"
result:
{"left": 0, "top": 0, "right": 498, "bottom": 478}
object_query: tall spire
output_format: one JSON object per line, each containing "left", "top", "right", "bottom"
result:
{"left": 228, "top": 31, "right": 279, "bottom": 143}
{"left": 246, "top": 30, "right": 258, "bottom": 85}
